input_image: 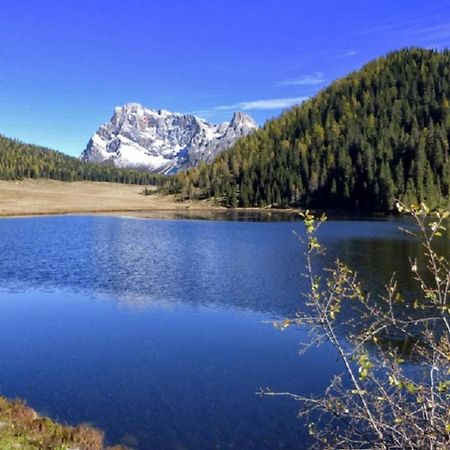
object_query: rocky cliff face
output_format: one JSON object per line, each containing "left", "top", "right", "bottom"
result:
{"left": 80, "top": 103, "right": 258, "bottom": 173}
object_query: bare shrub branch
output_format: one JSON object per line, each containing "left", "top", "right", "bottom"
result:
{"left": 261, "top": 205, "right": 450, "bottom": 449}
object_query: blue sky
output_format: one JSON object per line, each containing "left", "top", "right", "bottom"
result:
{"left": 1, "top": 0, "right": 450, "bottom": 156}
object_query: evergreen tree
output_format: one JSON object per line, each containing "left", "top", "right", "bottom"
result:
{"left": 0, "top": 135, "right": 162, "bottom": 186}
{"left": 162, "top": 48, "right": 450, "bottom": 211}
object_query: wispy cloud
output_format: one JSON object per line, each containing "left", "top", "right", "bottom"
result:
{"left": 215, "top": 96, "right": 308, "bottom": 111}
{"left": 277, "top": 72, "right": 325, "bottom": 86}
{"left": 413, "top": 23, "right": 450, "bottom": 41}
{"left": 342, "top": 50, "right": 358, "bottom": 57}
{"left": 190, "top": 96, "right": 309, "bottom": 119}
{"left": 354, "top": 9, "right": 450, "bottom": 44}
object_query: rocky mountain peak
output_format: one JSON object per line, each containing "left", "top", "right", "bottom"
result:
{"left": 80, "top": 103, "right": 258, "bottom": 173}
{"left": 231, "top": 111, "right": 256, "bottom": 125}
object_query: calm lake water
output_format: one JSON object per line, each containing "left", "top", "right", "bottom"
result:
{"left": 0, "top": 214, "right": 446, "bottom": 449}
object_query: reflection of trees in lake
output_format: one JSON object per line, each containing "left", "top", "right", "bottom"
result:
{"left": 0, "top": 216, "right": 447, "bottom": 317}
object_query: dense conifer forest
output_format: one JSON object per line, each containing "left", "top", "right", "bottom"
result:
{"left": 0, "top": 135, "right": 162, "bottom": 185}
{"left": 165, "top": 48, "right": 450, "bottom": 211}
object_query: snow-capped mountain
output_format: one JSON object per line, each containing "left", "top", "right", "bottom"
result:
{"left": 80, "top": 103, "right": 258, "bottom": 173}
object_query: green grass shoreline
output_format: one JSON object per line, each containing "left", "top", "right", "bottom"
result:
{"left": 0, "top": 396, "right": 126, "bottom": 450}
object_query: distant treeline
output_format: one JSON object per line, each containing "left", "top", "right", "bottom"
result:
{"left": 162, "top": 48, "right": 450, "bottom": 211}
{"left": 0, "top": 135, "right": 162, "bottom": 185}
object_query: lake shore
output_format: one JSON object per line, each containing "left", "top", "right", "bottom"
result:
{"left": 0, "top": 179, "right": 222, "bottom": 218}
{"left": 0, "top": 179, "right": 391, "bottom": 221}
{"left": 0, "top": 179, "right": 306, "bottom": 220}
{"left": 0, "top": 396, "right": 125, "bottom": 449}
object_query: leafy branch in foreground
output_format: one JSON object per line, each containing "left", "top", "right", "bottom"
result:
{"left": 261, "top": 204, "right": 450, "bottom": 449}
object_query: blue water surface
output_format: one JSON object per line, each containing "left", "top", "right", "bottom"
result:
{"left": 0, "top": 215, "right": 432, "bottom": 449}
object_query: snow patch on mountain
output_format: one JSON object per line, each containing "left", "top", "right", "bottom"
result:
{"left": 80, "top": 103, "right": 258, "bottom": 173}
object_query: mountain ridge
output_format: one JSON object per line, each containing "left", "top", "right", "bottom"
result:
{"left": 80, "top": 103, "right": 258, "bottom": 173}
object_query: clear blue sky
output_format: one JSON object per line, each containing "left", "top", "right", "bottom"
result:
{"left": 1, "top": 0, "right": 449, "bottom": 156}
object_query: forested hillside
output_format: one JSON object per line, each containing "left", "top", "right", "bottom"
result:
{"left": 166, "top": 48, "right": 450, "bottom": 211}
{"left": 0, "top": 135, "right": 162, "bottom": 185}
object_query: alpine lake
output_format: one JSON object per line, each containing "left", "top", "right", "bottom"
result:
{"left": 0, "top": 212, "right": 448, "bottom": 449}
